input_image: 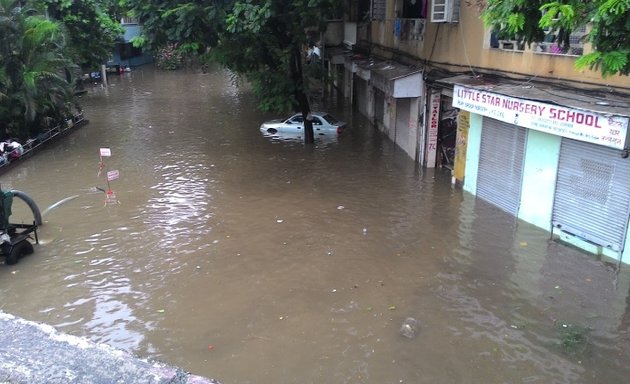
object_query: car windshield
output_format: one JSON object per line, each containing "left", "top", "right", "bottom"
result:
{"left": 320, "top": 114, "right": 339, "bottom": 125}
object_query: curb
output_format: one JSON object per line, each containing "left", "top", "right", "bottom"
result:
{"left": 0, "top": 311, "right": 221, "bottom": 384}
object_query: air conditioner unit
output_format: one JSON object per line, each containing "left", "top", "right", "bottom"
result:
{"left": 431, "top": 0, "right": 461, "bottom": 23}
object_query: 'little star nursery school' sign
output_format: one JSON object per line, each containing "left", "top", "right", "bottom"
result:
{"left": 453, "top": 85, "right": 629, "bottom": 150}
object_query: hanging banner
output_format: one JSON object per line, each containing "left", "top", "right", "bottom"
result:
{"left": 453, "top": 85, "right": 629, "bottom": 150}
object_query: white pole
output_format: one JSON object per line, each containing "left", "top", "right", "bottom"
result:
{"left": 101, "top": 64, "right": 107, "bottom": 86}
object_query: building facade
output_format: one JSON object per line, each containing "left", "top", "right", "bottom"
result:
{"left": 107, "top": 17, "right": 153, "bottom": 70}
{"left": 325, "top": 0, "right": 630, "bottom": 264}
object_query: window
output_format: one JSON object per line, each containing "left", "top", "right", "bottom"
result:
{"left": 120, "top": 43, "right": 143, "bottom": 60}
{"left": 402, "top": 0, "right": 426, "bottom": 19}
{"left": 535, "top": 25, "right": 587, "bottom": 56}
{"left": 373, "top": 0, "right": 386, "bottom": 21}
{"left": 321, "top": 114, "right": 339, "bottom": 124}
{"left": 288, "top": 115, "right": 303, "bottom": 124}
{"left": 431, "top": 0, "right": 460, "bottom": 23}
{"left": 347, "top": 0, "right": 372, "bottom": 22}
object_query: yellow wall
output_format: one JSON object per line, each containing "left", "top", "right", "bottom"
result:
{"left": 367, "top": 3, "right": 630, "bottom": 91}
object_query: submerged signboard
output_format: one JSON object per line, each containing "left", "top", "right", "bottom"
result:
{"left": 453, "top": 85, "right": 629, "bottom": 150}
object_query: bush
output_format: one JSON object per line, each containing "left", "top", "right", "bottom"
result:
{"left": 155, "top": 44, "right": 184, "bottom": 70}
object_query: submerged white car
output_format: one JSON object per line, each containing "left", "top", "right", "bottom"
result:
{"left": 259, "top": 112, "right": 346, "bottom": 136}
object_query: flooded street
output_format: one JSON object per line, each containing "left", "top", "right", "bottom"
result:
{"left": 1, "top": 66, "right": 629, "bottom": 384}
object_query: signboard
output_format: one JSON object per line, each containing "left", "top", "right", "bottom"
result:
{"left": 453, "top": 85, "right": 629, "bottom": 150}
{"left": 107, "top": 170, "right": 119, "bottom": 181}
{"left": 425, "top": 90, "right": 440, "bottom": 167}
{"left": 100, "top": 148, "right": 111, "bottom": 157}
{"left": 453, "top": 110, "right": 470, "bottom": 183}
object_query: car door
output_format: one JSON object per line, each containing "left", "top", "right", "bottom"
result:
{"left": 284, "top": 115, "right": 304, "bottom": 132}
{"left": 312, "top": 116, "right": 324, "bottom": 132}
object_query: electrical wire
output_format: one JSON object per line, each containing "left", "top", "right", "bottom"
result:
{"left": 458, "top": 16, "right": 478, "bottom": 78}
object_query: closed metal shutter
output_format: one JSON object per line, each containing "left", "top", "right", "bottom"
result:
{"left": 552, "top": 139, "right": 630, "bottom": 252}
{"left": 395, "top": 98, "right": 411, "bottom": 150}
{"left": 477, "top": 117, "right": 527, "bottom": 216}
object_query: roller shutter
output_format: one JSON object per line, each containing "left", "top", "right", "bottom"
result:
{"left": 477, "top": 118, "right": 527, "bottom": 216}
{"left": 552, "top": 138, "right": 630, "bottom": 252}
{"left": 355, "top": 78, "right": 368, "bottom": 117}
{"left": 395, "top": 98, "right": 411, "bottom": 150}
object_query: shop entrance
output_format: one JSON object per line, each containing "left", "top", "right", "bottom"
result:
{"left": 437, "top": 96, "right": 458, "bottom": 169}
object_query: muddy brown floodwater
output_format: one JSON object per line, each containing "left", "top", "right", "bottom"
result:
{"left": 1, "top": 66, "right": 629, "bottom": 384}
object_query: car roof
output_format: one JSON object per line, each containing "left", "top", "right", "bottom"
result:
{"left": 291, "top": 112, "right": 328, "bottom": 116}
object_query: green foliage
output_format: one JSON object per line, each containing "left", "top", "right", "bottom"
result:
{"left": 481, "top": 0, "right": 546, "bottom": 45}
{"left": 482, "top": 1, "right": 630, "bottom": 77}
{"left": 130, "top": 35, "right": 145, "bottom": 48}
{"left": 124, "top": 0, "right": 223, "bottom": 54}
{"left": 126, "top": 0, "right": 342, "bottom": 115}
{"left": 0, "top": 0, "right": 76, "bottom": 139}
{"left": 154, "top": 43, "right": 184, "bottom": 70}
{"left": 36, "top": 0, "right": 124, "bottom": 69}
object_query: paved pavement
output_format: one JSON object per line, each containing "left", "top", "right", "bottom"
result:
{"left": 0, "top": 311, "right": 220, "bottom": 384}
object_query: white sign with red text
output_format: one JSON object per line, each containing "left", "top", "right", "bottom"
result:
{"left": 425, "top": 90, "right": 440, "bottom": 167}
{"left": 453, "top": 85, "right": 629, "bottom": 150}
{"left": 107, "top": 170, "right": 119, "bottom": 182}
{"left": 100, "top": 148, "right": 111, "bottom": 157}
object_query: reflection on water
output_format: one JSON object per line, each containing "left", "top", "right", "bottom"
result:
{"left": 0, "top": 66, "right": 629, "bottom": 384}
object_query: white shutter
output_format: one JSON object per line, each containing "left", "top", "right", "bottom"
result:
{"left": 477, "top": 118, "right": 527, "bottom": 216}
{"left": 431, "top": 0, "right": 460, "bottom": 23}
{"left": 552, "top": 139, "right": 630, "bottom": 252}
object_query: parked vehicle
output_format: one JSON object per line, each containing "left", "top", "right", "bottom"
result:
{"left": 259, "top": 112, "right": 346, "bottom": 135}
{"left": 260, "top": 129, "right": 340, "bottom": 144}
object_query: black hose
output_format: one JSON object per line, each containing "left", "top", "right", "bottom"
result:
{"left": 10, "top": 190, "right": 43, "bottom": 225}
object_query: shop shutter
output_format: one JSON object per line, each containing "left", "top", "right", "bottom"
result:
{"left": 552, "top": 138, "right": 630, "bottom": 252}
{"left": 395, "top": 98, "right": 411, "bottom": 151}
{"left": 477, "top": 118, "right": 527, "bottom": 216}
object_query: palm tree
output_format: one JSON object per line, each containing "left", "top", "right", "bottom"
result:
{"left": 0, "top": 0, "right": 75, "bottom": 139}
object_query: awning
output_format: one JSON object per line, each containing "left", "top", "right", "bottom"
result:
{"left": 346, "top": 56, "right": 377, "bottom": 80}
{"left": 370, "top": 62, "right": 423, "bottom": 98}
{"left": 345, "top": 56, "right": 423, "bottom": 97}
{"left": 324, "top": 46, "right": 351, "bottom": 65}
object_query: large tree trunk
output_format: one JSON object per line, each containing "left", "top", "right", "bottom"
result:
{"left": 290, "top": 45, "right": 314, "bottom": 144}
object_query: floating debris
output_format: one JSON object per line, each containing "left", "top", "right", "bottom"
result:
{"left": 400, "top": 317, "right": 418, "bottom": 339}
